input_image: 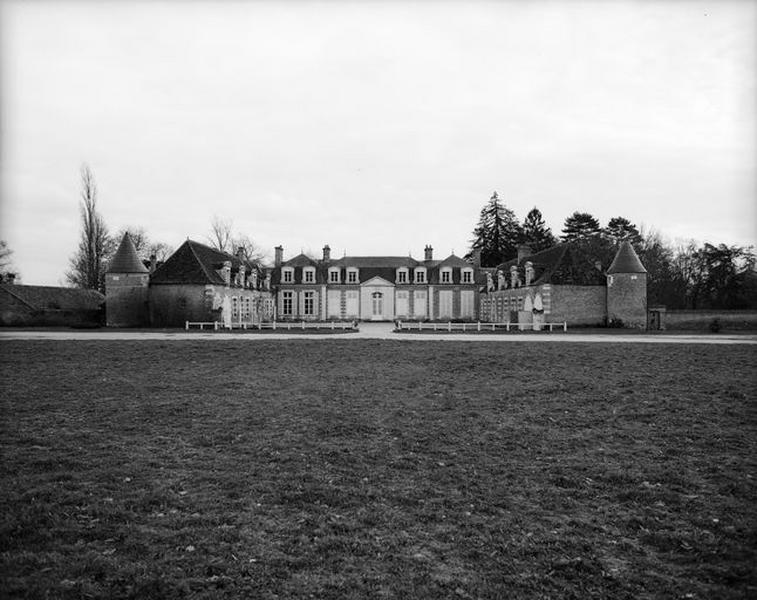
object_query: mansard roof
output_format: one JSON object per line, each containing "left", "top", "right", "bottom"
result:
{"left": 607, "top": 241, "right": 647, "bottom": 274}
{"left": 282, "top": 253, "right": 319, "bottom": 268}
{"left": 437, "top": 254, "right": 473, "bottom": 268}
{"left": 332, "top": 256, "right": 420, "bottom": 268}
{"left": 107, "top": 233, "right": 148, "bottom": 274}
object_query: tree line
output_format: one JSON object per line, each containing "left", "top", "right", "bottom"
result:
{"left": 468, "top": 191, "right": 756, "bottom": 310}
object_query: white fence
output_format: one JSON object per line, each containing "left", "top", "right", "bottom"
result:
{"left": 395, "top": 321, "right": 568, "bottom": 333}
{"left": 185, "top": 320, "right": 358, "bottom": 331}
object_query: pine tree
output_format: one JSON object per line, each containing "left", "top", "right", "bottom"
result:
{"left": 521, "top": 207, "right": 556, "bottom": 253}
{"left": 468, "top": 192, "right": 523, "bottom": 267}
{"left": 561, "top": 212, "right": 602, "bottom": 243}
{"left": 605, "top": 216, "right": 641, "bottom": 246}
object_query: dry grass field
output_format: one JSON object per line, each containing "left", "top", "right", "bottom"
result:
{"left": 1, "top": 340, "right": 756, "bottom": 599}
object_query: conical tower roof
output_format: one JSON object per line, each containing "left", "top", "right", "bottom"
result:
{"left": 607, "top": 240, "right": 646, "bottom": 274}
{"left": 107, "top": 233, "right": 148, "bottom": 274}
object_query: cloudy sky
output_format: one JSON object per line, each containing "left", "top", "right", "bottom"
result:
{"left": 1, "top": 0, "right": 755, "bottom": 285}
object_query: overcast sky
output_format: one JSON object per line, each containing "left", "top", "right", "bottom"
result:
{"left": 1, "top": 0, "right": 755, "bottom": 285}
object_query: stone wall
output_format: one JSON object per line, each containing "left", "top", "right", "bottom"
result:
{"left": 480, "top": 284, "right": 605, "bottom": 325}
{"left": 607, "top": 273, "right": 647, "bottom": 328}
{"left": 105, "top": 273, "right": 149, "bottom": 327}
{"left": 547, "top": 285, "right": 607, "bottom": 326}
{"left": 664, "top": 309, "right": 757, "bottom": 330}
{"left": 149, "top": 284, "right": 274, "bottom": 327}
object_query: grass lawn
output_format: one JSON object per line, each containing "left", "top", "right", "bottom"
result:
{"left": 1, "top": 340, "right": 755, "bottom": 599}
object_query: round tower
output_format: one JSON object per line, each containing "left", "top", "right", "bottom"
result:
{"left": 606, "top": 240, "right": 647, "bottom": 328}
{"left": 105, "top": 233, "right": 150, "bottom": 326}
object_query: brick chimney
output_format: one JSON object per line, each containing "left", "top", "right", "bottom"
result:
{"left": 236, "top": 247, "right": 246, "bottom": 287}
{"left": 424, "top": 245, "right": 433, "bottom": 261}
{"left": 323, "top": 244, "right": 331, "bottom": 261}
{"left": 517, "top": 243, "right": 532, "bottom": 264}
{"left": 149, "top": 253, "right": 157, "bottom": 274}
{"left": 275, "top": 245, "right": 283, "bottom": 267}
{"left": 471, "top": 248, "right": 482, "bottom": 269}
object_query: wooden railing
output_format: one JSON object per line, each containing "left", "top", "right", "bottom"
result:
{"left": 186, "top": 321, "right": 358, "bottom": 331}
{"left": 394, "top": 321, "right": 567, "bottom": 332}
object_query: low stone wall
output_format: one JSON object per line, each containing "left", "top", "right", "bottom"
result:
{"left": 1, "top": 308, "right": 104, "bottom": 328}
{"left": 664, "top": 310, "right": 757, "bottom": 330}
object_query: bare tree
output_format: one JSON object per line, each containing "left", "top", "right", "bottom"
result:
{"left": 66, "top": 165, "right": 113, "bottom": 291}
{"left": 208, "top": 216, "right": 267, "bottom": 263}
{"left": 208, "top": 215, "right": 233, "bottom": 253}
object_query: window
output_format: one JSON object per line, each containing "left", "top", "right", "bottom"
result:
{"left": 396, "top": 290, "right": 409, "bottom": 316}
{"left": 304, "top": 291, "right": 315, "bottom": 316}
{"left": 440, "top": 268, "right": 452, "bottom": 284}
{"left": 304, "top": 267, "right": 315, "bottom": 283}
{"left": 347, "top": 268, "right": 359, "bottom": 284}
{"left": 243, "top": 297, "right": 251, "bottom": 320}
{"left": 413, "top": 290, "right": 427, "bottom": 317}
{"left": 414, "top": 268, "right": 426, "bottom": 283}
{"left": 282, "top": 291, "right": 293, "bottom": 315}
{"left": 329, "top": 268, "right": 340, "bottom": 283}
{"left": 231, "top": 296, "right": 239, "bottom": 319}
{"left": 462, "top": 269, "right": 473, "bottom": 284}
{"left": 396, "top": 268, "right": 408, "bottom": 284}
{"left": 282, "top": 268, "right": 293, "bottom": 283}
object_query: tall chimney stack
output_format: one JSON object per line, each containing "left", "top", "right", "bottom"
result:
{"left": 274, "top": 245, "right": 283, "bottom": 267}
{"left": 323, "top": 244, "right": 331, "bottom": 261}
{"left": 424, "top": 245, "right": 433, "bottom": 261}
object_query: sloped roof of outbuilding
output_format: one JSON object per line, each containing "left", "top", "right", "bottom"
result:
{"left": 151, "top": 239, "right": 239, "bottom": 285}
{"left": 107, "top": 233, "right": 148, "bottom": 274}
{"left": 0, "top": 284, "right": 104, "bottom": 310}
{"left": 607, "top": 241, "right": 647, "bottom": 274}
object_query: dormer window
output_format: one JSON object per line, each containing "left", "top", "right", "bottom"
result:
{"left": 282, "top": 267, "right": 294, "bottom": 283}
{"left": 328, "top": 268, "right": 340, "bottom": 283}
{"left": 440, "top": 267, "right": 452, "bottom": 284}
{"left": 414, "top": 267, "right": 426, "bottom": 284}
{"left": 396, "top": 268, "right": 409, "bottom": 284}
{"left": 462, "top": 268, "right": 473, "bottom": 284}
{"left": 303, "top": 267, "right": 316, "bottom": 284}
{"left": 347, "top": 268, "right": 359, "bottom": 284}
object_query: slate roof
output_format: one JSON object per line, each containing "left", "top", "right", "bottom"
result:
{"left": 0, "top": 284, "right": 104, "bottom": 310}
{"left": 496, "top": 244, "right": 571, "bottom": 285}
{"left": 107, "top": 233, "right": 148, "bottom": 274}
{"left": 437, "top": 254, "right": 473, "bottom": 268}
{"left": 331, "top": 256, "right": 420, "bottom": 268}
{"left": 607, "top": 241, "right": 647, "bottom": 274}
{"left": 150, "top": 239, "right": 263, "bottom": 285}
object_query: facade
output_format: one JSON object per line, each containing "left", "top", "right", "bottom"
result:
{"left": 480, "top": 241, "right": 648, "bottom": 328}
{"left": 272, "top": 245, "right": 482, "bottom": 321}
{"left": 105, "top": 234, "right": 275, "bottom": 327}
{"left": 105, "top": 234, "right": 648, "bottom": 328}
